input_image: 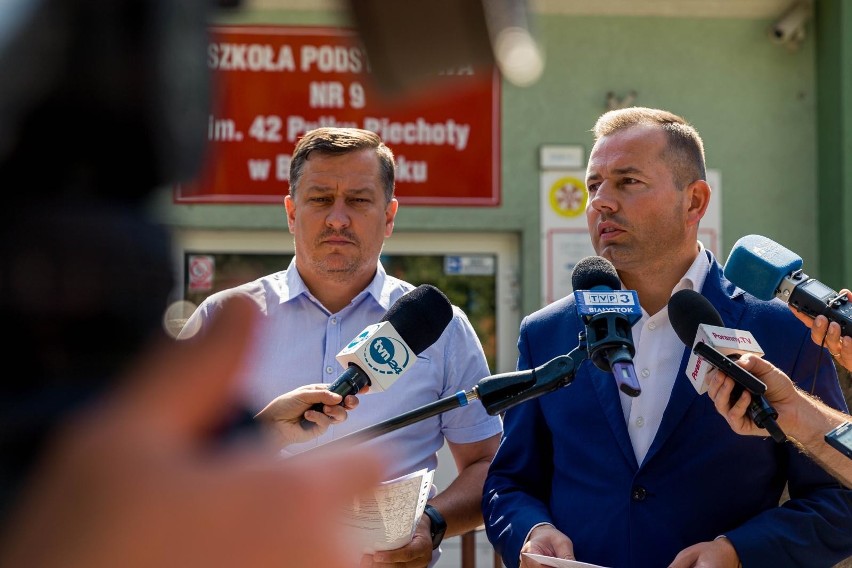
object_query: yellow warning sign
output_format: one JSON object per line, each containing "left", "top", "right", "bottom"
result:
{"left": 548, "top": 176, "right": 588, "bottom": 218}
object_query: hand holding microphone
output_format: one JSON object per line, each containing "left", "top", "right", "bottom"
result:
{"left": 307, "top": 284, "right": 453, "bottom": 419}
{"left": 705, "top": 353, "right": 799, "bottom": 438}
{"left": 706, "top": 349, "right": 852, "bottom": 487}
{"left": 256, "top": 384, "right": 360, "bottom": 447}
{"left": 789, "top": 288, "right": 852, "bottom": 370}
{"left": 668, "top": 289, "right": 786, "bottom": 442}
{"left": 724, "top": 234, "right": 852, "bottom": 352}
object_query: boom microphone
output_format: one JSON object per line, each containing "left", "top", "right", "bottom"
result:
{"left": 474, "top": 347, "right": 587, "bottom": 415}
{"left": 668, "top": 289, "right": 785, "bottom": 442}
{"left": 724, "top": 234, "right": 852, "bottom": 335}
{"left": 571, "top": 256, "right": 642, "bottom": 397}
{"left": 310, "top": 284, "right": 453, "bottom": 414}
{"left": 316, "top": 339, "right": 591, "bottom": 449}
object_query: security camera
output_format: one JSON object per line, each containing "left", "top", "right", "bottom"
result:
{"left": 769, "top": 0, "right": 813, "bottom": 47}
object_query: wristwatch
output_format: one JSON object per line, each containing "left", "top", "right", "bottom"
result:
{"left": 422, "top": 504, "right": 447, "bottom": 550}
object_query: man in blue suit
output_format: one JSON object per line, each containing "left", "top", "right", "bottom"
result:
{"left": 482, "top": 107, "right": 852, "bottom": 568}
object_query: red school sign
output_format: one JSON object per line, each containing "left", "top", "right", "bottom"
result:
{"left": 175, "top": 26, "right": 501, "bottom": 206}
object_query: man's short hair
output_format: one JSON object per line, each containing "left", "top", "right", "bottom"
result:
{"left": 289, "top": 127, "right": 395, "bottom": 202}
{"left": 592, "top": 107, "right": 706, "bottom": 190}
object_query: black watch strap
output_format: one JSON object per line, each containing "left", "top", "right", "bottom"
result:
{"left": 422, "top": 504, "right": 447, "bottom": 550}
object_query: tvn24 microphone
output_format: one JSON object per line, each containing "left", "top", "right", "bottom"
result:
{"left": 571, "top": 256, "right": 642, "bottom": 397}
{"left": 668, "top": 289, "right": 785, "bottom": 442}
{"left": 309, "top": 284, "right": 453, "bottom": 415}
{"left": 724, "top": 234, "right": 852, "bottom": 336}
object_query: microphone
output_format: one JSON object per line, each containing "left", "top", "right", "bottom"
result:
{"left": 316, "top": 343, "right": 591, "bottom": 449}
{"left": 668, "top": 289, "right": 785, "bottom": 442}
{"left": 309, "top": 284, "right": 453, "bottom": 414}
{"left": 724, "top": 234, "right": 852, "bottom": 335}
{"left": 571, "top": 256, "right": 642, "bottom": 397}
{"left": 668, "top": 290, "right": 766, "bottom": 397}
{"left": 474, "top": 348, "right": 587, "bottom": 415}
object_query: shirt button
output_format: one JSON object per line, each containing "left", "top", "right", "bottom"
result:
{"left": 632, "top": 486, "right": 648, "bottom": 501}
{"left": 326, "top": 366, "right": 334, "bottom": 374}
{"left": 648, "top": 322, "right": 657, "bottom": 331}
{"left": 635, "top": 416, "right": 645, "bottom": 427}
{"left": 641, "top": 368, "right": 650, "bottom": 378}
{"left": 331, "top": 318, "right": 337, "bottom": 324}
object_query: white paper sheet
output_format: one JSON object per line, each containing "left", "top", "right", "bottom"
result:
{"left": 522, "top": 552, "right": 611, "bottom": 568}
{"left": 341, "top": 468, "right": 434, "bottom": 553}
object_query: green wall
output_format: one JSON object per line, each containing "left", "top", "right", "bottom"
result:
{"left": 816, "top": 0, "right": 852, "bottom": 289}
{"left": 154, "top": 8, "right": 827, "bottom": 318}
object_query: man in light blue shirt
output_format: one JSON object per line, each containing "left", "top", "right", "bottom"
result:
{"left": 180, "top": 127, "right": 502, "bottom": 568}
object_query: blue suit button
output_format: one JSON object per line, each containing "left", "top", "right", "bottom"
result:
{"left": 631, "top": 486, "right": 647, "bottom": 501}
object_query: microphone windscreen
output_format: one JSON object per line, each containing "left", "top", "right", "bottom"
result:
{"left": 723, "top": 234, "right": 803, "bottom": 301}
{"left": 382, "top": 284, "right": 453, "bottom": 354}
{"left": 668, "top": 289, "right": 724, "bottom": 346}
{"left": 571, "top": 256, "right": 621, "bottom": 291}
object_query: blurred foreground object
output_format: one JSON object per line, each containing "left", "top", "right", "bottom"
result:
{"left": 0, "top": 0, "right": 210, "bottom": 199}
{"left": 346, "top": 0, "right": 543, "bottom": 95}
{"left": 0, "top": 7, "right": 386, "bottom": 566}
{"left": 0, "top": 0, "right": 209, "bottom": 522}
{"left": 0, "top": 298, "right": 383, "bottom": 568}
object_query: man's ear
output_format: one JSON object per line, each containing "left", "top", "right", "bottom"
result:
{"left": 384, "top": 198, "right": 399, "bottom": 237}
{"left": 686, "top": 179, "right": 711, "bottom": 226}
{"left": 284, "top": 195, "right": 296, "bottom": 233}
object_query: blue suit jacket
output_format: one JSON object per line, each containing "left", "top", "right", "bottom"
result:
{"left": 483, "top": 252, "right": 852, "bottom": 568}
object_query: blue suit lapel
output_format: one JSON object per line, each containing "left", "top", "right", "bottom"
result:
{"left": 564, "top": 298, "right": 640, "bottom": 469}
{"left": 591, "top": 364, "right": 640, "bottom": 469}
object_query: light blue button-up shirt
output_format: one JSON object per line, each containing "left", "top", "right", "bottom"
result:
{"left": 182, "top": 258, "right": 503, "bottom": 481}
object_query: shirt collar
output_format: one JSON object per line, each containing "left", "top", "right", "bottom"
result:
{"left": 281, "top": 257, "right": 307, "bottom": 302}
{"left": 671, "top": 241, "right": 710, "bottom": 297}
{"left": 281, "top": 257, "right": 392, "bottom": 311}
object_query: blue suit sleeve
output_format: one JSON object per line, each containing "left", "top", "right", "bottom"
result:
{"left": 724, "top": 305, "right": 852, "bottom": 566}
{"left": 482, "top": 317, "right": 557, "bottom": 568}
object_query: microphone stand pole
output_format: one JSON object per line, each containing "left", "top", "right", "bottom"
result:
{"left": 317, "top": 335, "right": 589, "bottom": 450}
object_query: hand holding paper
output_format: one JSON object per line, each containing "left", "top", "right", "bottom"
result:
{"left": 341, "top": 468, "right": 434, "bottom": 553}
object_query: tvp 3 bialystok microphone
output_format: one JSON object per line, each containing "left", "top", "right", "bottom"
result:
{"left": 571, "top": 256, "right": 642, "bottom": 397}
{"left": 309, "top": 284, "right": 453, "bottom": 414}
{"left": 668, "top": 289, "right": 786, "bottom": 442}
{"left": 724, "top": 234, "right": 852, "bottom": 335}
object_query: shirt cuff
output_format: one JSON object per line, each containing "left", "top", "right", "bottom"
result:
{"left": 524, "top": 522, "right": 555, "bottom": 545}
{"left": 714, "top": 535, "right": 742, "bottom": 568}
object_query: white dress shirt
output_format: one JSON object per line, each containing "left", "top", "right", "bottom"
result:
{"left": 621, "top": 243, "right": 710, "bottom": 465}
